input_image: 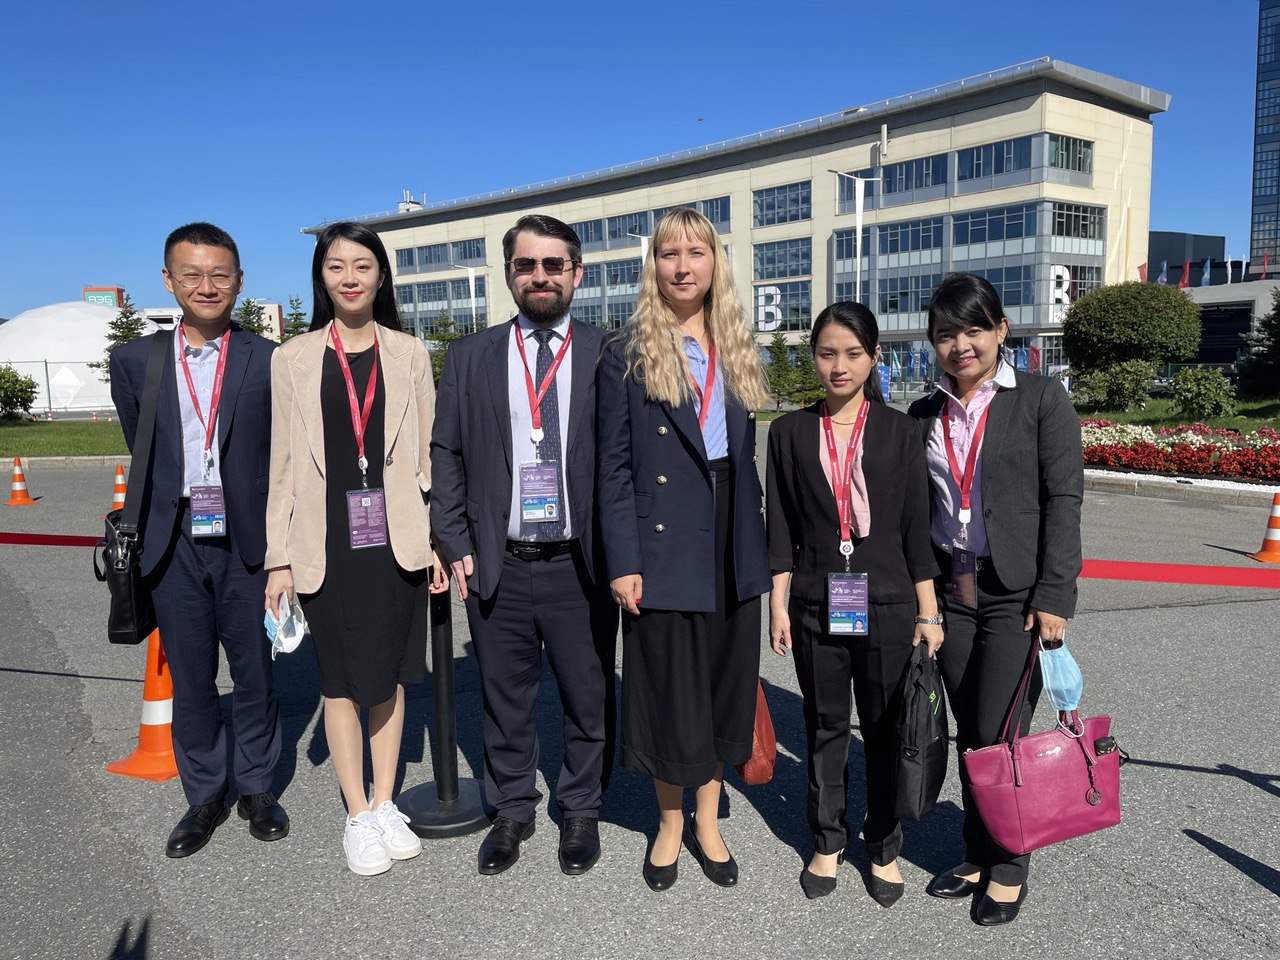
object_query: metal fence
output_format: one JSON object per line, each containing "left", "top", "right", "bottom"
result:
{"left": 4, "top": 360, "right": 113, "bottom": 413}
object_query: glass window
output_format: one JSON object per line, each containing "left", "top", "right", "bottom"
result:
{"left": 450, "top": 237, "right": 486, "bottom": 264}
{"left": 572, "top": 302, "right": 604, "bottom": 328}
{"left": 877, "top": 273, "right": 942, "bottom": 315}
{"left": 1256, "top": 143, "right": 1280, "bottom": 197}
{"left": 1048, "top": 135, "right": 1093, "bottom": 174}
{"left": 395, "top": 248, "right": 416, "bottom": 270}
{"left": 753, "top": 181, "right": 812, "bottom": 227}
{"left": 878, "top": 217, "right": 944, "bottom": 255}
{"left": 1259, "top": 78, "right": 1280, "bottom": 136}
{"left": 971, "top": 265, "right": 1034, "bottom": 308}
{"left": 698, "top": 196, "right": 731, "bottom": 230}
{"left": 953, "top": 203, "right": 1040, "bottom": 246}
{"left": 1051, "top": 203, "right": 1105, "bottom": 240}
{"left": 394, "top": 284, "right": 415, "bottom": 306}
{"left": 418, "top": 243, "right": 450, "bottom": 269}
{"left": 1261, "top": 7, "right": 1280, "bottom": 64}
{"left": 605, "top": 258, "right": 642, "bottom": 287}
{"left": 957, "top": 136, "right": 1032, "bottom": 180}
{"left": 1066, "top": 265, "right": 1104, "bottom": 299}
{"left": 881, "top": 154, "right": 948, "bottom": 195}
{"left": 833, "top": 227, "right": 871, "bottom": 261}
{"left": 571, "top": 219, "right": 605, "bottom": 247}
{"left": 753, "top": 238, "right": 812, "bottom": 281}
{"left": 652, "top": 204, "right": 694, "bottom": 224}
{"left": 607, "top": 299, "right": 635, "bottom": 330}
{"left": 607, "top": 212, "right": 650, "bottom": 242}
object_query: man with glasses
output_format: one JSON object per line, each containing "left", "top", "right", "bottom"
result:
{"left": 432, "top": 214, "right": 617, "bottom": 877}
{"left": 110, "top": 222, "right": 287, "bottom": 858}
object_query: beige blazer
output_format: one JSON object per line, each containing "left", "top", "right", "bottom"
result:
{"left": 265, "top": 324, "right": 435, "bottom": 594}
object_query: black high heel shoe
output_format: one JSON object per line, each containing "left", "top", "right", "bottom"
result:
{"left": 799, "top": 851, "right": 844, "bottom": 900}
{"left": 974, "top": 883, "right": 1028, "bottom": 926}
{"left": 684, "top": 814, "right": 738, "bottom": 887}
{"left": 864, "top": 869, "right": 905, "bottom": 908}
{"left": 926, "top": 870, "right": 984, "bottom": 899}
{"left": 642, "top": 837, "right": 678, "bottom": 892}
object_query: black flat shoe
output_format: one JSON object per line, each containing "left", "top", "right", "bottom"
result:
{"left": 684, "top": 815, "right": 738, "bottom": 887}
{"left": 166, "top": 802, "right": 228, "bottom": 858}
{"left": 799, "top": 868, "right": 837, "bottom": 899}
{"left": 926, "top": 871, "right": 984, "bottom": 899}
{"left": 642, "top": 839, "right": 679, "bottom": 892}
{"left": 974, "top": 883, "right": 1028, "bottom": 926}
{"left": 477, "top": 816, "right": 535, "bottom": 875}
{"left": 864, "top": 872, "right": 905, "bottom": 908}
{"left": 236, "top": 792, "right": 289, "bottom": 842}
{"left": 558, "top": 817, "right": 600, "bottom": 876}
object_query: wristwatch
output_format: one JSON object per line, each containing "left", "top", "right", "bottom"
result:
{"left": 914, "top": 614, "right": 944, "bottom": 625}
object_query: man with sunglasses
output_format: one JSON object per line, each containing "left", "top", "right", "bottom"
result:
{"left": 110, "top": 222, "right": 287, "bottom": 859}
{"left": 432, "top": 214, "right": 617, "bottom": 877}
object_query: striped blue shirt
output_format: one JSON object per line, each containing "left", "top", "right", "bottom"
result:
{"left": 682, "top": 334, "right": 727, "bottom": 460}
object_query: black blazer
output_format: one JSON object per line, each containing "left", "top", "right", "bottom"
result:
{"left": 766, "top": 401, "right": 938, "bottom": 606}
{"left": 109, "top": 325, "right": 276, "bottom": 576}
{"left": 907, "top": 370, "right": 1083, "bottom": 618}
{"left": 430, "top": 317, "right": 608, "bottom": 600}
{"left": 595, "top": 338, "right": 770, "bottom": 613}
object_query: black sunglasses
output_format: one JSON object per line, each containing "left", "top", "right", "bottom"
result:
{"left": 505, "top": 257, "right": 579, "bottom": 275}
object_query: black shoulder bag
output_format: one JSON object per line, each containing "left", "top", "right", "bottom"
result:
{"left": 94, "top": 333, "right": 170, "bottom": 644}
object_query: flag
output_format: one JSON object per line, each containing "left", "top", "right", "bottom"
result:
{"left": 1201, "top": 258, "right": 1211, "bottom": 286}
{"left": 1264, "top": 253, "right": 1270, "bottom": 281}
{"left": 1029, "top": 345, "right": 1041, "bottom": 372}
{"left": 890, "top": 348, "right": 902, "bottom": 378}
{"left": 918, "top": 349, "right": 929, "bottom": 379}
{"left": 904, "top": 350, "right": 915, "bottom": 377}
{"left": 1137, "top": 263, "right": 1147, "bottom": 282}
{"left": 1158, "top": 260, "right": 1168, "bottom": 284}
{"left": 1226, "top": 258, "right": 1233, "bottom": 285}
{"left": 1015, "top": 346, "right": 1029, "bottom": 370}
{"left": 1177, "top": 259, "right": 1190, "bottom": 289}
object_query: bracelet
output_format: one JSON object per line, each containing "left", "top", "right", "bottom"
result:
{"left": 914, "top": 614, "right": 944, "bottom": 625}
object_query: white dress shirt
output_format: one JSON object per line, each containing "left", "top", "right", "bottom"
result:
{"left": 174, "top": 324, "right": 225, "bottom": 497}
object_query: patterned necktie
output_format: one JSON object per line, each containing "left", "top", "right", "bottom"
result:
{"left": 521, "top": 328, "right": 567, "bottom": 541}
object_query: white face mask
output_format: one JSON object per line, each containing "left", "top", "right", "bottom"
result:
{"left": 264, "top": 593, "right": 308, "bottom": 659}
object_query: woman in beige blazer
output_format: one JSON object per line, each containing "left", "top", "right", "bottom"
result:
{"left": 265, "top": 221, "right": 446, "bottom": 877}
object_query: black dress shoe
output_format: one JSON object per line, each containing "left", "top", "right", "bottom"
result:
{"left": 926, "top": 871, "right": 984, "bottom": 899}
{"left": 864, "top": 872, "right": 905, "bottom": 908}
{"left": 166, "top": 802, "right": 229, "bottom": 858}
{"left": 799, "top": 868, "right": 837, "bottom": 900}
{"left": 642, "top": 839, "right": 679, "bottom": 892}
{"left": 477, "top": 816, "right": 535, "bottom": 875}
{"left": 974, "top": 883, "right": 1028, "bottom": 926}
{"left": 558, "top": 817, "right": 600, "bottom": 875}
{"left": 684, "top": 815, "right": 738, "bottom": 887}
{"left": 236, "top": 792, "right": 289, "bottom": 842}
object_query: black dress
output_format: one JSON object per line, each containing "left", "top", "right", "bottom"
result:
{"left": 300, "top": 345, "right": 428, "bottom": 707}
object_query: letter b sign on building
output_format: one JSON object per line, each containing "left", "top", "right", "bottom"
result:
{"left": 756, "top": 285, "right": 782, "bottom": 332}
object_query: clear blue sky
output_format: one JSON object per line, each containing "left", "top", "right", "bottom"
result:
{"left": 0, "top": 0, "right": 1261, "bottom": 323}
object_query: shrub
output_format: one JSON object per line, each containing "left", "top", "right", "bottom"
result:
{"left": 1063, "top": 281, "right": 1200, "bottom": 373}
{"left": 1071, "top": 359, "right": 1156, "bottom": 411}
{"left": 0, "top": 365, "right": 39, "bottom": 420}
{"left": 1171, "top": 366, "right": 1236, "bottom": 420}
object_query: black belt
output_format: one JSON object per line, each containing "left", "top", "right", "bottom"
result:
{"left": 505, "top": 539, "right": 576, "bottom": 561}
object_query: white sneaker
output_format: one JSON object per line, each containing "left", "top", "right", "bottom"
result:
{"left": 373, "top": 800, "right": 423, "bottom": 861}
{"left": 344, "top": 811, "right": 392, "bottom": 876}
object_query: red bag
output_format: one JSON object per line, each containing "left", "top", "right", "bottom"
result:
{"left": 734, "top": 680, "right": 776, "bottom": 785}
{"left": 962, "top": 640, "right": 1122, "bottom": 856}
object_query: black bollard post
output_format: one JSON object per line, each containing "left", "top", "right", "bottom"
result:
{"left": 398, "top": 586, "right": 490, "bottom": 838}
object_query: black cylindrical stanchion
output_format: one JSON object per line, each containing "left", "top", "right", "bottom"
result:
{"left": 398, "top": 587, "right": 490, "bottom": 838}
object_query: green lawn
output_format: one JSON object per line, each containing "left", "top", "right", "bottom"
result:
{"left": 1075, "top": 396, "right": 1280, "bottom": 432}
{"left": 0, "top": 420, "right": 129, "bottom": 458}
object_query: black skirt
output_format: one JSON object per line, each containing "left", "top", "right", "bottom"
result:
{"left": 620, "top": 457, "right": 762, "bottom": 786}
{"left": 299, "top": 345, "right": 428, "bottom": 708}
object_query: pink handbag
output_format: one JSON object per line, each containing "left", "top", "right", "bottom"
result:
{"left": 961, "top": 639, "right": 1122, "bottom": 856}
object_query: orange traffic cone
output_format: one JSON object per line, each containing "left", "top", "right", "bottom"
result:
{"left": 106, "top": 629, "right": 178, "bottom": 781}
{"left": 92, "top": 411, "right": 98, "bottom": 423}
{"left": 1249, "top": 493, "right": 1280, "bottom": 563}
{"left": 109, "top": 464, "right": 126, "bottom": 513}
{"left": 5, "top": 458, "right": 36, "bottom": 506}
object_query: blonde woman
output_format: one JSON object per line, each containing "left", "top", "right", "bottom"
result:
{"left": 596, "top": 207, "right": 770, "bottom": 891}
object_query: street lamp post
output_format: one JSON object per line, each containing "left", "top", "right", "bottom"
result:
{"left": 828, "top": 169, "right": 881, "bottom": 307}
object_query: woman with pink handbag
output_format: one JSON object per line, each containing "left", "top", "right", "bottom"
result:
{"left": 907, "top": 273, "right": 1083, "bottom": 925}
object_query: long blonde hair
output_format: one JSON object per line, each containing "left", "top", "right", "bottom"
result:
{"left": 622, "top": 207, "right": 769, "bottom": 411}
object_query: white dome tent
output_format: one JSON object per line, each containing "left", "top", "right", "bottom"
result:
{"left": 0, "top": 301, "right": 158, "bottom": 414}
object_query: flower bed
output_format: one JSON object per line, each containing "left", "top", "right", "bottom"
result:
{"left": 1080, "top": 420, "right": 1280, "bottom": 482}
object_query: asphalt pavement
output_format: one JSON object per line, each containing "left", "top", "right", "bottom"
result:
{"left": 1, "top": 443, "right": 1277, "bottom": 960}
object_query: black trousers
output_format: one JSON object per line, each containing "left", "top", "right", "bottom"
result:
{"left": 790, "top": 598, "right": 914, "bottom": 863}
{"left": 935, "top": 551, "right": 1042, "bottom": 887}
{"left": 148, "top": 508, "right": 280, "bottom": 806}
{"left": 465, "top": 544, "right": 617, "bottom": 822}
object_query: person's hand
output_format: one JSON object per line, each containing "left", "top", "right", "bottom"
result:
{"left": 450, "top": 554, "right": 474, "bottom": 601}
{"left": 913, "top": 621, "right": 944, "bottom": 657}
{"left": 769, "top": 600, "right": 792, "bottom": 657}
{"left": 610, "top": 574, "right": 643, "bottom": 616}
{"left": 1025, "top": 607, "right": 1067, "bottom": 643}
{"left": 265, "top": 568, "right": 293, "bottom": 614}
{"left": 429, "top": 547, "right": 449, "bottom": 595}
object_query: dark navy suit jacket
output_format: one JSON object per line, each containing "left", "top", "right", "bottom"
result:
{"left": 430, "top": 317, "right": 609, "bottom": 601}
{"left": 109, "top": 325, "right": 276, "bottom": 576}
{"left": 595, "top": 338, "right": 770, "bottom": 613}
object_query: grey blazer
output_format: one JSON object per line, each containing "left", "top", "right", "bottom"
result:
{"left": 907, "top": 370, "right": 1083, "bottom": 618}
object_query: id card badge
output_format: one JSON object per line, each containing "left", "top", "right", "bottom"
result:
{"left": 519, "top": 461, "right": 562, "bottom": 523}
{"left": 950, "top": 546, "right": 979, "bottom": 609}
{"left": 189, "top": 484, "right": 226, "bottom": 537}
{"left": 346, "top": 487, "right": 389, "bottom": 549}
{"left": 827, "top": 572, "right": 869, "bottom": 636}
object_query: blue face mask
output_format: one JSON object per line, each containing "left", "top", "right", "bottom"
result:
{"left": 1038, "top": 637, "right": 1083, "bottom": 712}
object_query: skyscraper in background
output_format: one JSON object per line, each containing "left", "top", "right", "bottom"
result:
{"left": 1251, "top": 1, "right": 1280, "bottom": 264}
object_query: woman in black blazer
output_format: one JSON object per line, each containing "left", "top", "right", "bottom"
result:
{"left": 907, "top": 273, "right": 1082, "bottom": 925}
{"left": 766, "top": 302, "right": 941, "bottom": 905}
{"left": 596, "top": 207, "right": 771, "bottom": 892}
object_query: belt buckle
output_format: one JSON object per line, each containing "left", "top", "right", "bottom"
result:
{"left": 510, "top": 541, "right": 540, "bottom": 560}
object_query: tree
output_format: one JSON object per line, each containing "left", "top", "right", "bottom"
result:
{"left": 1238, "top": 287, "right": 1280, "bottom": 396}
{"left": 90, "top": 293, "right": 149, "bottom": 383}
{"left": 765, "top": 330, "right": 792, "bottom": 410}
{"left": 232, "top": 297, "right": 269, "bottom": 335}
{"left": 787, "top": 350, "right": 825, "bottom": 406}
{"left": 281, "top": 295, "right": 309, "bottom": 341}
{"left": 423, "top": 309, "right": 470, "bottom": 384}
{"left": 0, "top": 366, "right": 39, "bottom": 419}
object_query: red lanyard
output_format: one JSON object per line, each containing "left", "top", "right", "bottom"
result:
{"left": 820, "top": 398, "right": 870, "bottom": 557}
{"left": 688, "top": 341, "right": 717, "bottom": 429}
{"left": 329, "top": 323, "right": 380, "bottom": 484}
{"left": 177, "top": 322, "right": 230, "bottom": 475}
{"left": 513, "top": 321, "right": 573, "bottom": 441}
{"left": 940, "top": 402, "right": 991, "bottom": 525}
